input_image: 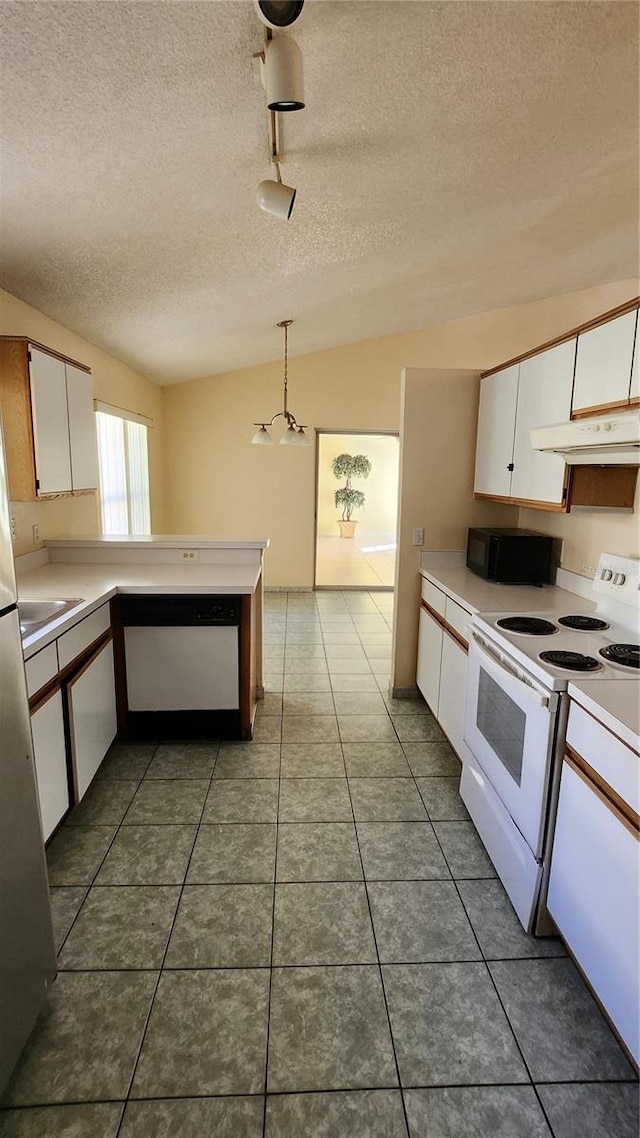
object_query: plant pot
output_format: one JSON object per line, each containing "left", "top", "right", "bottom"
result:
{"left": 337, "top": 520, "right": 358, "bottom": 539}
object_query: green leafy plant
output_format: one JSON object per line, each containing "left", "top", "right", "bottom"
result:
{"left": 332, "top": 453, "right": 372, "bottom": 521}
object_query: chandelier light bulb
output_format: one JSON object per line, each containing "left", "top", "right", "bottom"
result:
{"left": 251, "top": 425, "right": 274, "bottom": 445}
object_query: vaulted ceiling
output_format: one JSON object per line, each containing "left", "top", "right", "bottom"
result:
{"left": 0, "top": 1, "right": 638, "bottom": 384}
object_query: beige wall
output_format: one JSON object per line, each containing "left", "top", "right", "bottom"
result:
{"left": 0, "top": 289, "right": 165, "bottom": 555}
{"left": 519, "top": 496, "right": 640, "bottom": 573}
{"left": 317, "top": 433, "right": 399, "bottom": 537}
{"left": 164, "top": 279, "right": 638, "bottom": 587}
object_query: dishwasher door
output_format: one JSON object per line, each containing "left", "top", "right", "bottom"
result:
{"left": 125, "top": 625, "right": 239, "bottom": 710}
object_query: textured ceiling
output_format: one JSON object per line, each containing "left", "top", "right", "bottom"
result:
{"left": 0, "top": 1, "right": 638, "bottom": 384}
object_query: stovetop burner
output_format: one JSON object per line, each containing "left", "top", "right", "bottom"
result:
{"left": 497, "top": 617, "right": 558, "bottom": 636}
{"left": 557, "top": 615, "right": 610, "bottom": 632}
{"left": 598, "top": 643, "right": 640, "bottom": 669}
{"left": 539, "top": 650, "right": 602, "bottom": 672}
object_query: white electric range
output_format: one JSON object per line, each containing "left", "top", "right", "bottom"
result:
{"left": 459, "top": 552, "right": 639, "bottom": 935}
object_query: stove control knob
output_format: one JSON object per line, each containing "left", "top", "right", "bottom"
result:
{"left": 601, "top": 568, "right": 613, "bottom": 581}
{"left": 613, "top": 572, "right": 626, "bottom": 586}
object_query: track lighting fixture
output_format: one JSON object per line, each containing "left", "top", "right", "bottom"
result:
{"left": 256, "top": 162, "right": 297, "bottom": 220}
{"left": 251, "top": 320, "right": 310, "bottom": 446}
{"left": 254, "top": 1, "right": 305, "bottom": 30}
{"left": 263, "top": 35, "right": 304, "bottom": 111}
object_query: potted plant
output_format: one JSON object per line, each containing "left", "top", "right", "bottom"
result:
{"left": 332, "top": 452, "right": 372, "bottom": 538}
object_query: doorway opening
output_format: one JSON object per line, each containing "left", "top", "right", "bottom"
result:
{"left": 315, "top": 431, "right": 399, "bottom": 588}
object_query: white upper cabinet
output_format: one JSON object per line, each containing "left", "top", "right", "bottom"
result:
{"left": 510, "top": 339, "right": 575, "bottom": 505}
{"left": 29, "top": 348, "right": 72, "bottom": 493}
{"left": 630, "top": 313, "right": 639, "bottom": 403}
{"left": 572, "top": 310, "right": 637, "bottom": 415}
{"left": 65, "top": 362, "right": 98, "bottom": 490}
{"left": 473, "top": 364, "right": 519, "bottom": 498}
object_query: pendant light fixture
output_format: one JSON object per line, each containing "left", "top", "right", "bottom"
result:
{"left": 251, "top": 320, "right": 310, "bottom": 446}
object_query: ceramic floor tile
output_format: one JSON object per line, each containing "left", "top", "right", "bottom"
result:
{"left": 2, "top": 971, "right": 157, "bottom": 1106}
{"left": 267, "top": 965, "right": 397, "bottom": 1092}
{"left": 349, "top": 778, "right": 427, "bottom": 821}
{"left": 368, "top": 880, "right": 481, "bottom": 963}
{"left": 280, "top": 743, "right": 345, "bottom": 778}
{"left": 256, "top": 693, "right": 283, "bottom": 716}
{"left": 356, "top": 822, "right": 451, "bottom": 881}
{"left": 165, "top": 884, "right": 273, "bottom": 968}
{"left": 457, "top": 880, "right": 565, "bottom": 960}
{"left": 264, "top": 673, "right": 284, "bottom": 693}
{"left": 323, "top": 643, "right": 369, "bottom": 659}
{"left": 124, "top": 780, "right": 209, "bottom": 825}
{"left": 489, "top": 958, "right": 635, "bottom": 1081}
{"left": 57, "top": 886, "right": 180, "bottom": 969}
{"left": 276, "top": 823, "right": 363, "bottom": 882}
{"left": 66, "top": 781, "right": 139, "bottom": 826}
{"left": 333, "top": 692, "right": 388, "bottom": 716}
{"left": 131, "top": 969, "right": 270, "bottom": 1097}
{"left": 265, "top": 1089, "right": 408, "bottom": 1137}
{"left": 273, "top": 882, "right": 376, "bottom": 965}
{"left": 432, "top": 821, "right": 497, "bottom": 878}
{"left": 96, "top": 742, "right": 157, "bottom": 780}
{"left": 0, "top": 1103, "right": 124, "bottom": 1138}
{"left": 382, "top": 962, "right": 528, "bottom": 1087}
{"left": 279, "top": 778, "right": 352, "bottom": 822}
{"left": 214, "top": 745, "right": 281, "bottom": 779}
{"left": 144, "top": 741, "right": 218, "bottom": 779}
{"left": 404, "top": 1087, "right": 551, "bottom": 1138}
{"left": 282, "top": 716, "right": 340, "bottom": 744}
{"left": 337, "top": 715, "right": 398, "bottom": 743}
{"left": 391, "top": 717, "right": 446, "bottom": 743}
{"left": 48, "top": 888, "right": 87, "bottom": 953}
{"left": 283, "top": 662, "right": 328, "bottom": 677}
{"left": 187, "top": 824, "right": 277, "bottom": 883}
{"left": 536, "top": 1083, "right": 640, "bottom": 1138}
{"left": 282, "top": 693, "right": 336, "bottom": 716}
{"left": 283, "top": 674, "right": 332, "bottom": 693}
{"left": 342, "top": 742, "right": 411, "bottom": 777}
{"left": 94, "top": 825, "right": 197, "bottom": 885}
{"left": 119, "top": 1097, "right": 264, "bottom": 1138}
{"left": 327, "top": 659, "right": 372, "bottom": 674}
{"left": 330, "top": 673, "right": 380, "bottom": 693}
{"left": 46, "top": 826, "right": 117, "bottom": 886}
{"left": 382, "top": 696, "right": 431, "bottom": 717}
{"left": 252, "top": 717, "right": 283, "bottom": 743}
{"left": 203, "top": 779, "right": 279, "bottom": 823}
{"left": 415, "top": 777, "right": 469, "bottom": 821}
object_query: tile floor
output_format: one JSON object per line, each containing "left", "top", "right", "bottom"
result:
{"left": 315, "top": 532, "right": 396, "bottom": 587}
{"left": 1, "top": 590, "right": 638, "bottom": 1137}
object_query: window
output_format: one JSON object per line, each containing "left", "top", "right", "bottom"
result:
{"left": 95, "top": 406, "right": 151, "bottom": 535}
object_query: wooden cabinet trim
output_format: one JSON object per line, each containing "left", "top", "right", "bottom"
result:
{"left": 28, "top": 628, "right": 113, "bottom": 712}
{"left": 420, "top": 599, "right": 468, "bottom": 653}
{"left": 565, "top": 745, "right": 640, "bottom": 839}
{"left": 0, "top": 336, "right": 91, "bottom": 374}
{"left": 473, "top": 490, "right": 567, "bottom": 512}
{"left": 481, "top": 298, "right": 640, "bottom": 379}
{"left": 571, "top": 399, "right": 633, "bottom": 419}
{"left": 29, "top": 678, "right": 62, "bottom": 716}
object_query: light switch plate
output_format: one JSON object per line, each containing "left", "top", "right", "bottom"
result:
{"left": 412, "top": 527, "right": 424, "bottom": 547}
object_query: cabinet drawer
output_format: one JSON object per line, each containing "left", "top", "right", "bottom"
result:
{"left": 444, "top": 597, "right": 471, "bottom": 645}
{"left": 567, "top": 702, "right": 638, "bottom": 814}
{"left": 57, "top": 604, "right": 111, "bottom": 669}
{"left": 25, "top": 642, "right": 59, "bottom": 697}
{"left": 31, "top": 688, "right": 69, "bottom": 842}
{"left": 420, "top": 577, "right": 446, "bottom": 616}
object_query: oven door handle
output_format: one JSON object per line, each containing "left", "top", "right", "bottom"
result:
{"left": 469, "top": 631, "right": 550, "bottom": 709}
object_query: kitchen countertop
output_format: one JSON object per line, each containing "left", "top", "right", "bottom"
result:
{"left": 568, "top": 679, "right": 640, "bottom": 752}
{"left": 420, "top": 552, "right": 595, "bottom": 616}
{"left": 18, "top": 560, "right": 263, "bottom": 659}
{"left": 46, "top": 535, "right": 270, "bottom": 550}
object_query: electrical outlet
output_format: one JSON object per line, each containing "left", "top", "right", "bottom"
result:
{"left": 180, "top": 549, "right": 199, "bottom": 562}
{"left": 412, "top": 527, "right": 425, "bottom": 547}
{"left": 32, "top": 524, "right": 39, "bottom": 546}
{"left": 10, "top": 516, "right": 16, "bottom": 539}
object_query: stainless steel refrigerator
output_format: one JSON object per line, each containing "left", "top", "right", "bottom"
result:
{"left": 0, "top": 412, "right": 56, "bottom": 1091}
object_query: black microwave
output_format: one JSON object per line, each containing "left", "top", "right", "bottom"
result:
{"left": 466, "top": 527, "right": 554, "bottom": 585}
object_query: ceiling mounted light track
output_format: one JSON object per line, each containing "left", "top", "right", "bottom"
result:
{"left": 252, "top": 9, "right": 305, "bottom": 218}
{"left": 251, "top": 320, "right": 310, "bottom": 446}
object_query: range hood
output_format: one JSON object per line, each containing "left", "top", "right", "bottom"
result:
{"left": 531, "top": 411, "right": 640, "bottom": 465}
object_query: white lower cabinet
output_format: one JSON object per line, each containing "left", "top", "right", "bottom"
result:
{"left": 30, "top": 689, "right": 69, "bottom": 842}
{"left": 438, "top": 632, "right": 467, "bottom": 758}
{"left": 416, "top": 606, "right": 443, "bottom": 715}
{"left": 67, "top": 638, "right": 117, "bottom": 801}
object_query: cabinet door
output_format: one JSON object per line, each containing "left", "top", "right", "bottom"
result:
{"left": 630, "top": 312, "right": 639, "bottom": 404}
{"left": 473, "top": 365, "right": 519, "bottom": 498}
{"left": 68, "top": 639, "right": 117, "bottom": 801}
{"left": 438, "top": 632, "right": 467, "bottom": 758}
{"left": 66, "top": 363, "right": 97, "bottom": 490}
{"left": 416, "top": 606, "right": 443, "bottom": 716}
{"left": 510, "top": 340, "right": 574, "bottom": 505}
{"left": 31, "top": 689, "right": 69, "bottom": 842}
{"left": 29, "top": 347, "right": 71, "bottom": 493}
{"left": 573, "top": 310, "right": 637, "bottom": 415}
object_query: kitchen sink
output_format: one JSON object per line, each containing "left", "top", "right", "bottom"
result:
{"left": 18, "top": 598, "right": 84, "bottom": 636}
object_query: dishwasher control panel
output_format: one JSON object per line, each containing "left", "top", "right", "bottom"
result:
{"left": 119, "top": 594, "right": 240, "bottom": 627}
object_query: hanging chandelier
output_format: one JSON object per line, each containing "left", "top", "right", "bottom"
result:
{"left": 251, "top": 319, "right": 310, "bottom": 445}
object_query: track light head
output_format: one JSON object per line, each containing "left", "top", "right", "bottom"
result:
{"left": 254, "top": 1, "right": 305, "bottom": 30}
{"left": 263, "top": 35, "right": 305, "bottom": 112}
{"left": 256, "top": 176, "right": 297, "bottom": 220}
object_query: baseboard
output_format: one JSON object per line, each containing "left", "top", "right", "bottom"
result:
{"left": 389, "top": 685, "right": 420, "bottom": 700}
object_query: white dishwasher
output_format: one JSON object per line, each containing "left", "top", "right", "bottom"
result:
{"left": 121, "top": 595, "right": 240, "bottom": 730}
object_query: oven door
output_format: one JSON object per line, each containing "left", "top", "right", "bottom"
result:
{"left": 464, "top": 630, "right": 559, "bottom": 856}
